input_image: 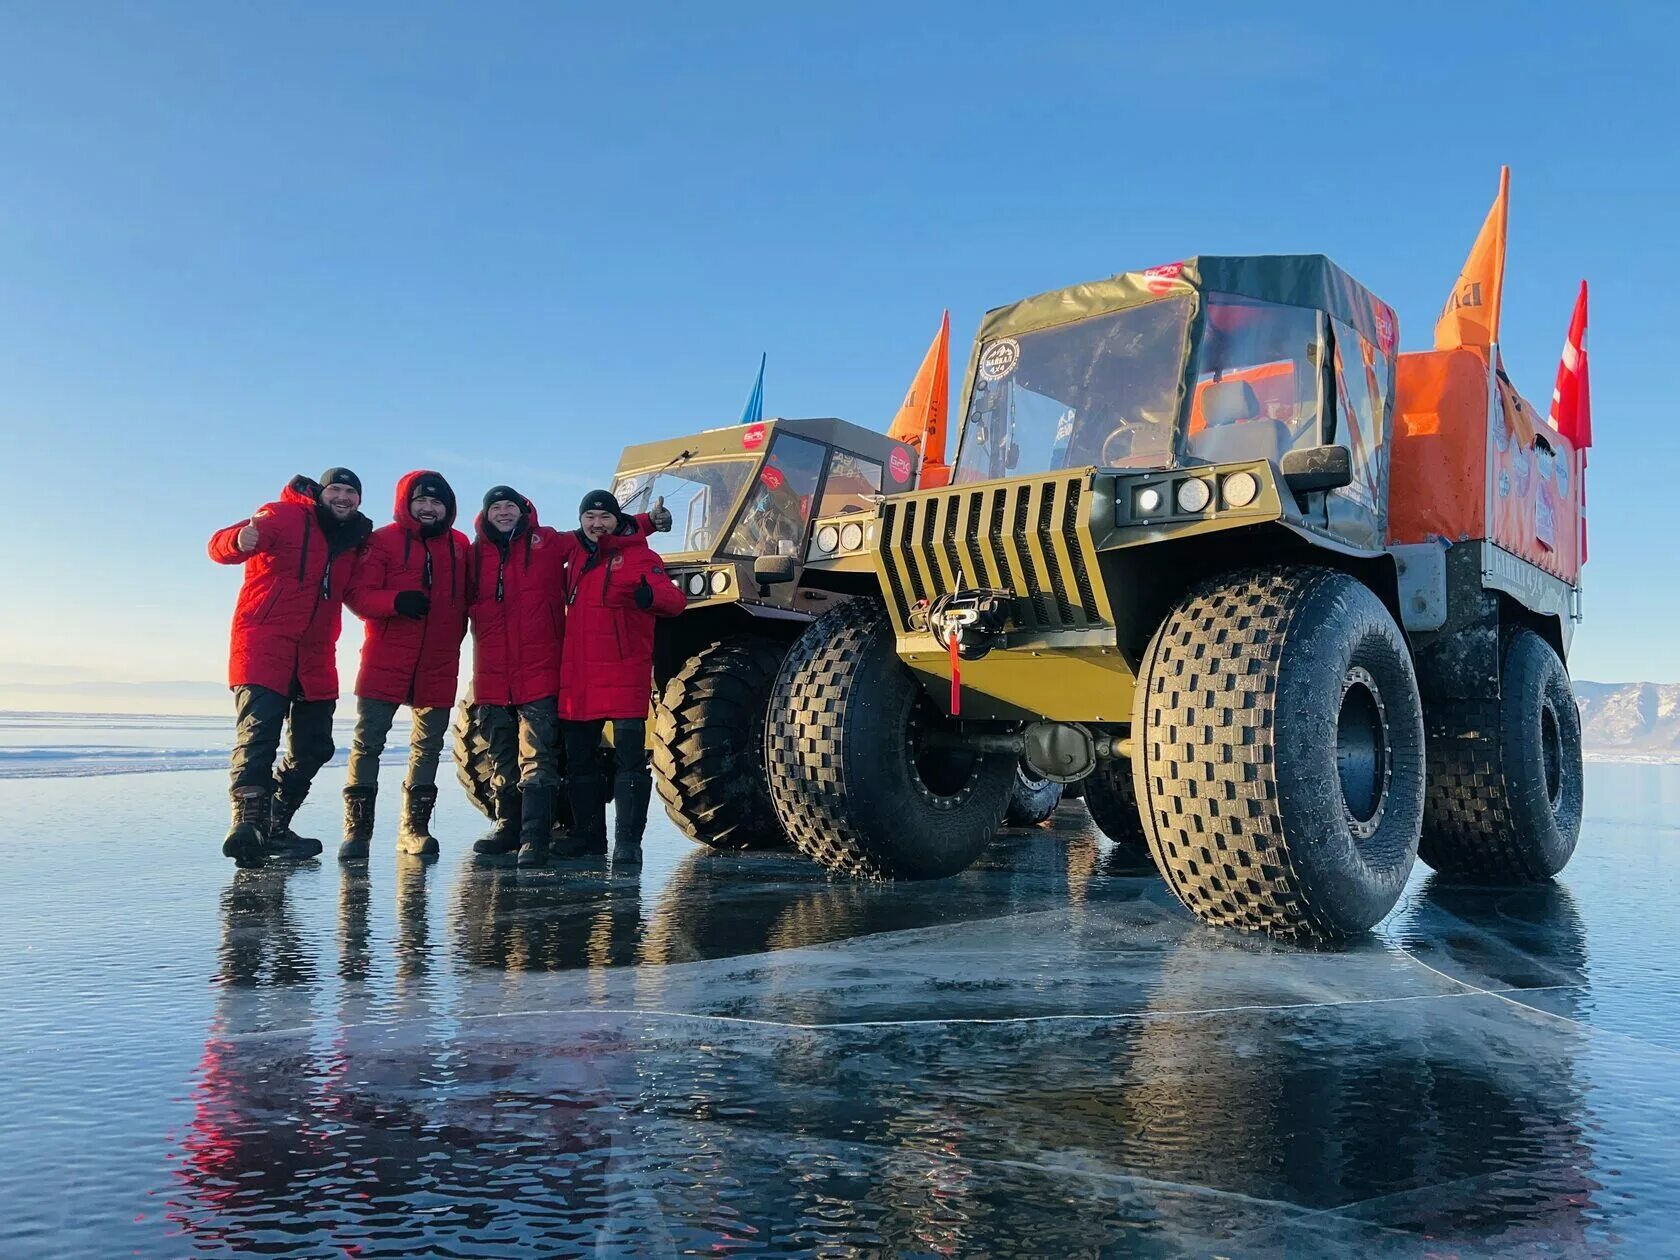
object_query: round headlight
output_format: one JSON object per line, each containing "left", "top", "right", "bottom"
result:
{"left": 1222, "top": 471, "right": 1259, "bottom": 509}
{"left": 816, "top": 525, "right": 840, "bottom": 554}
{"left": 1134, "top": 485, "right": 1162, "bottom": 515}
{"left": 840, "top": 522, "right": 865, "bottom": 552}
{"left": 686, "top": 572, "right": 707, "bottom": 596}
{"left": 1176, "top": 477, "right": 1213, "bottom": 513}
{"left": 709, "top": 569, "right": 731, "bottom": 594}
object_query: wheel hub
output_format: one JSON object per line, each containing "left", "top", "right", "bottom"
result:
{"left": 1336, "top": 666, "right": 1393, "bottom": 841}
{"left": 1540, "top": 699, "right": 1564, "bottom": 810}
{"left": 906, "top": 698, "right": 983, "bottom": 809}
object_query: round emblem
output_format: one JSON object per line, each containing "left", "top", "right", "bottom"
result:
{"left": 760, "top": 466, "right": 785, "bottom": 491}
{"left": 889, "top": 447, "right": 913, "bottom": 483}
{"left": 978, "top": 338, "right": 1020, "bottom": 382}
{"left": 742, "top": 423, "right": 767, "bottom": 450}
{"left": 1142, "top": 261, "right": 1185, "bottom": 296}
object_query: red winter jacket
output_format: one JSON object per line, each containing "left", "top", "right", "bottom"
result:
{"left": 466, "top": 497, "right": 657, "bottom": 707}
{"left": 208, "top": 476, "right": 373, "bottom": 701}
{"left": 558, "top": 533, "right": 684, "bottom": 722}
{"left": 345, "top": 471, "right": 472, "bottom": 709}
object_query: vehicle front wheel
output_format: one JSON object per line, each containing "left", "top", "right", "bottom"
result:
{"left": 765, "top": 600, "right": 1016, "bottom": 879}
{"left": 1132, "top": 567, "right": 1426, "bottom": 940}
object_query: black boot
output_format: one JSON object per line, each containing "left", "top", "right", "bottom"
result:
{"left": 555, "top": 771, "right": 608, "bottom": 859}
{"left": 397, "top": 784, "right": 440, "bottom": 858}
{"left": 516, "top": 781, "right": 553, "bottom": 868}
{"left": 612, "top": 770, "right": 653, "bottom": 868}
{"left": 223, "top": 787, "right": 269, "bottom": 868}
{"left": 267, "top": 778, "right": 324, "bottom": 859}
{"left": 339, "top": 785, "right": 376, "bottom": 863}
{"left": 472, "top": 787, "right": 522, "bottom": 860}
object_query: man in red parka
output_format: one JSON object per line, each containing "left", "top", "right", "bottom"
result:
{"left": 465, "top": 486, "right": 670, "bottom": 868}
{"left": 209, "top": 468, "right": 373, "bottom": 867}
{"left": 340, "top": 470, "right": 471, "bottom": 862}
{"left": 556, "top": 489, "right": 684, "bottom": 867}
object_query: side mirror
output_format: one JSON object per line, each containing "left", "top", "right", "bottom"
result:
{"left": 1280, "top": 445, "right": 1353, "bottom": 494}
{"left": 753, "top": 555, "right": 797, "bottom": 589}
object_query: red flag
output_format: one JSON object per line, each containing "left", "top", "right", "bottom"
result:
{"left": 1548, "top": 282, "right": 1591, "bottom": 565}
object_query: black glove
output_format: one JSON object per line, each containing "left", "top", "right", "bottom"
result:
{"left": 633, "top": 575, "right": 654, "bottom": 610}
{"left": 394, "top": 590, "right": 430, "bottom": 620}
{"left": 648, "top": 497, "right": 673, "bottom": 533}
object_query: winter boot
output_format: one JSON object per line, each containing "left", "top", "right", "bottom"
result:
{"left": 396, "top": 784, "right": 440, "bottom": 858}
{"left": 267, "top": 779, "right": 324, "bottom": 860}
{"left": 472, "top": 787, "right": 522, "bottom": 860}
{"left": 222, "top": 787, "right": 270, "bottom": 868}
{"left": 339, "top": 785, "right": 377, "bottom": 863}
{"left": 612, "top": 770, "right": 653, "bottom": 868}
{"left": 516, "top": 781, "right": 554, "bottom": 868}
{"left": 555, "top": 770, "right": 609, "bottom": 859}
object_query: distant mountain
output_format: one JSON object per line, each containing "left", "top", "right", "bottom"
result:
{"left": 1576, "top": 682, "right": 1680, "bottom": 763}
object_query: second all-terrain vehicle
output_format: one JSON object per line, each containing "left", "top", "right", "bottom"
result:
{"left": 767, "top": 254, "right": 1587, "bottom": 940}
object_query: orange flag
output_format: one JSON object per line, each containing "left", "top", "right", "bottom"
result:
{"left": 887, "top": 311, "right": 951, "bottom": 488}
{"left": 1434, "top": 166, "right": 1510, "bottom": 350}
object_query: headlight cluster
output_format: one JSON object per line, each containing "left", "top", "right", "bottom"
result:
{"left": 813, "top": 518, "right": 872, "bottom": 556}
{"left": 680, "top": 569, "right": 733, "bottom": 598}
{"left": 1125, "top": 469, "right": 1266, "bottom": 523}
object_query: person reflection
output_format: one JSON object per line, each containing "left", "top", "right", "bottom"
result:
{"left": 453, "top": 867, "right": 643, "bottom": 974}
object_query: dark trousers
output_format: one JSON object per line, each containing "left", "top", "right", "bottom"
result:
{"left": 562, "top": 718, "right": 648, "bottom": 780}
{"left": 478, "top": 697, "right": 561, "bottom": 794}
{"left": 230, "top": 683, "right": 335, "bottom": 793}
{"left": 346, "top": 699, "right": 449, "bottom": 789}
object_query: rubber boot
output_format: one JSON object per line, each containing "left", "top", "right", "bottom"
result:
{"left": 555, "top": 770, "right": 608, "bottom": 859}
{"left": 396, "top": 784, "right": 440, "bottom": 858}
{"left": 339, "top": 785, "right": 376, "bottom": 863}
{"left": 516, "top": 782, "right": 553, "bottom": 868}
{"left": 222, "top": 787, "right": 269, "bottom": 868}
{"left": 612, "top": 769, "right": 653, "bottom": 868}
{"left": 472, "top": 787, "right": 522, "bottom": 860}
{"left": 267, "top": 778, "right": 324, "bottom": 859}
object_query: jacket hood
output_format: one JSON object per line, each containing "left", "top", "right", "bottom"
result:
{"left": 474, "top": 492, "right": 539, "bottom": 545}
{"left": 282, "top": 474, "right": 323, "bottom": 507}
{"left": 393, "top": 469, "right": 458, "bottom": 534}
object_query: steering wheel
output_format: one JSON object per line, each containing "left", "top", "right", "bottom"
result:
{"left": 687, "top": 526, "right": 713, "bottom": 551}
{"left": 1100, "top": 418, "right": 1149, "bottom": 466}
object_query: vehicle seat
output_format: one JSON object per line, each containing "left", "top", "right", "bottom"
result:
{"left": 1192, "top": 380, "right": 1290, "bottom": 465}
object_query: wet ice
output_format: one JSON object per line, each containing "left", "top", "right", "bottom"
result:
{"left": 2, "top": 731, "right": 1678, "bottom": 1257}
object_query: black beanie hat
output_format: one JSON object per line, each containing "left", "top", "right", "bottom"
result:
{"left": 410, "top": 473, "right": 452, "bottom": 504}
{"left": 483, "top": 485, "right": 526, "bottom": 514}
{"left": 319, "top": 467, "right": 362, "bottom": 497}
{"left": 578, "top": 489, "right": 624, "bottom": 520}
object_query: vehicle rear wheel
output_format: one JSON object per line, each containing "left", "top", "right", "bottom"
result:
{"left": 1083, "top": 757, "right": 1151, "bottom": 864}
{"left": 766, "top": 600, "right": 1015, "bottom": 879}
{"left": 1132, "top": 567, "right": 1425, "bottom": 940}
{"left": 653, "top": 636, "right": 789, "bottom": 850}
{"left": 1005, "top": 765, "right": 1064, "bottom": 827}
{"left": 1419, "top": 629, "right": 1583, "bottom": 880}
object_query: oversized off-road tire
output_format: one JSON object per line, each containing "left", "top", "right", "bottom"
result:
{"left": 1132, "top": 568, "right": 1426, "bottom": 940}
{"left": 1005, "top": 765, "right": 1064, "bottom": 827}
{"left": 452, "top": 701, "right": 498, "bottom": 820}
{"left": 653, "top": 636, "right": 789, "bottom": 850}
{"left": 1419, "top": 629, "right": 1583, "bottom": 881}
{"left": 766, "top": 599, "right": 1016, "bottom": 879}
{"left": 1082, "top": 757, "right": 1151, "bottom": 863}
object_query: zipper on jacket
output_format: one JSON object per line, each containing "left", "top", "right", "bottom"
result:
{"left": 407, "top": 537, "right": 433, "bottom": 704}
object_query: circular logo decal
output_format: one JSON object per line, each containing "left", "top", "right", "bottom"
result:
{"left": 1143, "top": 261, "right": 1185, "bottom": 295}
{"left": 760, "top": 465, "right": 785, "bottom": 491}
{"left": 889, "top": 447, "right": 913, "bottom": 483}
{"left": 978, "top": 338, "right": 1020, "bottom": 382}
{"left": 742, "top": 423, "right": 767, "bottom": 450}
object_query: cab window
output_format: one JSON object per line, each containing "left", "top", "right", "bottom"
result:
{"left": 1184, "top": 295, "right": 1324, "bottom": 467}
{"left": 724, "top": 434, "right": 828, "bottom": 557}
{"left": 1330, "top": 317, "right": 1392, "bottom": 514}
{"left": 817, "top": 450, "right": 883, "bottom": 517}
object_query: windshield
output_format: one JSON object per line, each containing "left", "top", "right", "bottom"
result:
{"left": 724, "top": 433, "right": 828, "bottom": 557}
{"left": 952, "top": 295, "right": 1193, "bottom": 483}
{"left": 611, "top": 459, "right": 755, "bottom": 555}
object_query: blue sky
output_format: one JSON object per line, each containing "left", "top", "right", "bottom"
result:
{"left": 2, "top": 2, "right": 1677, "bottom": 693}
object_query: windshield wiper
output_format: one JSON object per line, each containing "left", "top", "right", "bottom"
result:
{"left": 619, "top": 448, "right": 695, "bottom": 511}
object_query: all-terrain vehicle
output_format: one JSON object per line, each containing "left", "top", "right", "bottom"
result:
{"left": 767, "top": 255, "right": 1587, "bottom": 939}
{"left": 455, "top": 417, "right": 924, "bottom": 848}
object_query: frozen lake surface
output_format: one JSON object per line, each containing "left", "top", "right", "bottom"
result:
{"left": 2, "top": 713, "right": 1678, "bottom": 1257}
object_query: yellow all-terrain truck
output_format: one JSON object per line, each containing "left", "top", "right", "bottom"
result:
{"left": 768, "top": 255, "right": 1586, "bottom": 940}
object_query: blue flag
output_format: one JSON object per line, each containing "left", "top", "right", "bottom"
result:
{"left": 739, "top": 353, "right": 765, "bottom": 426}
